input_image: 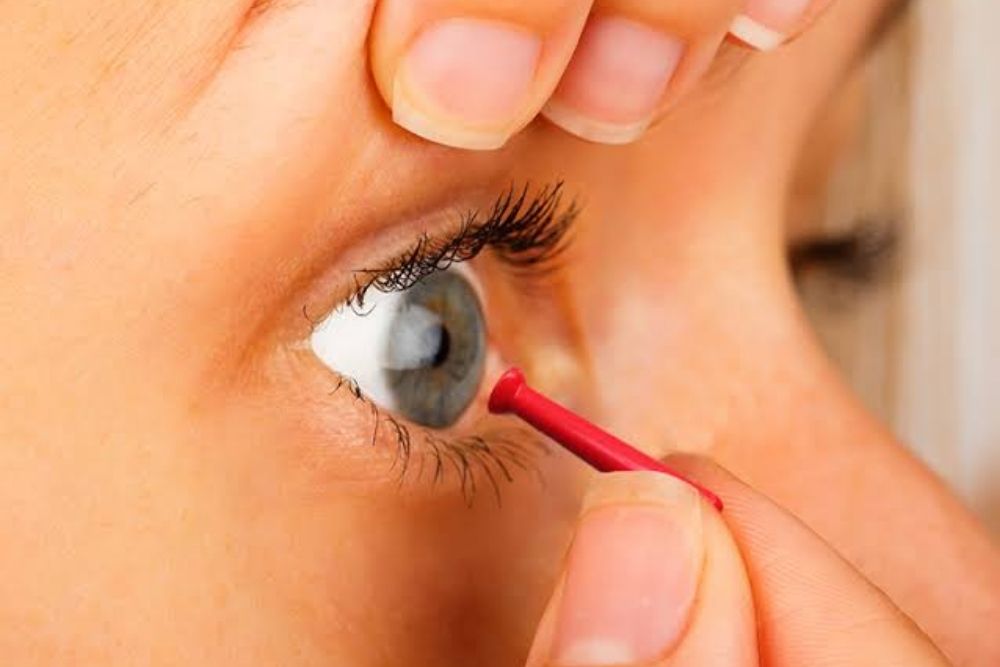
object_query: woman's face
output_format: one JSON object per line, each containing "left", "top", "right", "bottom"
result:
{"left": 0, "top": 1, "right": 899, "bottom": 664}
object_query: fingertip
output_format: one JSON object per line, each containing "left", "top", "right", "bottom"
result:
{"left": 369, "top": 0, "right": 593, "bottom": 150}
{"left": 728, "top": 14, "right": 787, "bottom": 51}
{"left": 524, "top": 472, "right": 757, "bottom": 666}
{"left": 727, "top": 0, "right": 836, "bottom": 51}
{"left": 540, "top": 14, "right": 685, "bottom": 146}
{"left": 541, "top": 100, "right": 652, "bottom": 146}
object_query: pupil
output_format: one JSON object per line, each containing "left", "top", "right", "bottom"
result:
{"left": 431, "top": 325, "right": 451, "bottom": 367}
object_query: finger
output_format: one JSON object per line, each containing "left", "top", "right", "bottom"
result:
{"left": 369, "top": 0, "right": 595, "bottom": 151}
{"left": 542, "top": 0, "right": 741, "bottom": 145}
{"left": 525, "top": 472, "right": 758, "bottom": 667}
{"left": 729, "top": 0, "right": 837, "bottom": 51}
{"left": 669, "top": 455, "right": 950, "bottom": 666}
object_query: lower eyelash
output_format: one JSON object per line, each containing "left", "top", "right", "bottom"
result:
{"left": 423, "top": 431, "right": 549, "bottom": 507}
{"left": 329, "top": 375, "right": 549, "bottom": 506}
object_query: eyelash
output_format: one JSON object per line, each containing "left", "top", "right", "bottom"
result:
{"left": 327, "top": 350, "right": 549, "bottom": 507}
{"left": 345, "top": 182, "right": 577, "bottom": 313}
{"left": 320, "top": 183, "right": 577, "bottom": 503}
{"left": 789, "top": 221, "right": 899, "bottom": 288}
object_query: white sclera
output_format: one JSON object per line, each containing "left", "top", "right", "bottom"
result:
{"left": 309, "top": 290, "right": 445, "bottom": 411}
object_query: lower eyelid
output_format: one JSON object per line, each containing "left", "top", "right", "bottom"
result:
{"left": 328, "top": 378, "right": 551, "bottom": 504}
{"left": 403, "top": 423, "right": 552, "bottom": 505}
{"left": 306, "top": 346, "right": 547, "bottom": 504}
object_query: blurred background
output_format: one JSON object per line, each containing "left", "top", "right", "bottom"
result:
{"left": 792, "top": 0, "right": 999, "bottom": 532}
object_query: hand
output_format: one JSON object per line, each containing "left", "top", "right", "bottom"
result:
{"left": 523, "top": 464, "right": 948, "bottom": 666}
{"left": 368, "top": 0, "right": 836, "bottom": 149}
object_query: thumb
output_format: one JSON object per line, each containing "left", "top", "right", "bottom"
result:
{"left": 525, "top": 471, "right": 758, "bottom": 667}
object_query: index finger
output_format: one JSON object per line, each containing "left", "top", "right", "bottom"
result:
{"left": 668, "top": 455, "right": 949, "bottom": 667}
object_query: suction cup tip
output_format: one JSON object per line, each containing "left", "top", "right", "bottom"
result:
{"left": 488, "top": 368, "right": 527, "bottom": 415}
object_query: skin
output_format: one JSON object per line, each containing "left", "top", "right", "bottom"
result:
{"left": 523, "top": 468, "right": 952, "bottom": 666}
{"left": 0, "top": 0, "right": 997, "bottom": 666}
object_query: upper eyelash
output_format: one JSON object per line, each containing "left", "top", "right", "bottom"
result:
{"left": 346, "top": 182, "right": 578, "bottom": 312}
{"left": 789, "top": 221, "right": 899, "bottom": 286}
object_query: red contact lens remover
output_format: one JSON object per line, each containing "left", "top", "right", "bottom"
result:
{"left": 488, "top": 368, "right": 723, "bottom": 511}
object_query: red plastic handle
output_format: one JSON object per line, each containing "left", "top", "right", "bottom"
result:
{"left": 490, "top": 368, "right": 723, "bottom": 511}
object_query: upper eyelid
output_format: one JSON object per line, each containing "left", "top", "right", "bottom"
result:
{"left": 343, "top": 182, "right": 579, "bottom": 312}
{"left": 295, "top": 181, "right": 578, "bottom": 346}
{"left": 788, "top": 222, "right": 899, "bottom": 285}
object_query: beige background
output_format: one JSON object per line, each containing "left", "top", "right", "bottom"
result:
{"left": 808, "top": 0, "right": 1000, "bottom": 532}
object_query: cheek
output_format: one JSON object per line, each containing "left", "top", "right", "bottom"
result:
{"left": 316, "top": 479, "right": 580, "bottom": 666}
{"left": 193, "top": 368, "right": 586, "bottom": 666}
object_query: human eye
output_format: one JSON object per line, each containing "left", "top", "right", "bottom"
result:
{"left": 310, "top": 267, "right": 487, "bottom": 429}
{"left": 789, "top": 222, "right": 899, "bottom": 308}
{"left": 303, "top": 183, "right": 578, "bottom": 495}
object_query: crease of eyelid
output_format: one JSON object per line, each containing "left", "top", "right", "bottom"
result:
{"left": 328, "top": 375, "right": 550, "bottom": 506}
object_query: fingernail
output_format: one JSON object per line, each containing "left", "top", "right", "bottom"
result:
{"left": 392, "top": 18, "right": 542, "bottom": 150}
{"left": 550, "top": 472, "right": 704, "bottom": 666}
{"left": 542, "top": 16, "right": 684, "bottom": 145}
{"left": 730, "top": 0, "right": 813, "bottom": 51}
